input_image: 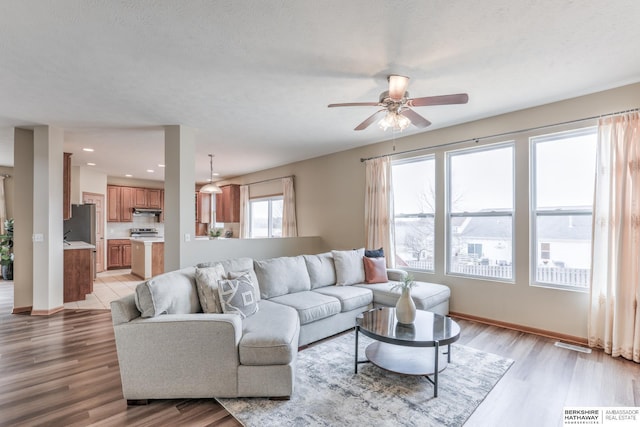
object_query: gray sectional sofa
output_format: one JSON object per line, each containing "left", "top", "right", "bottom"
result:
{"left": 110, "top": 249, "right": 450, "bottom": 402}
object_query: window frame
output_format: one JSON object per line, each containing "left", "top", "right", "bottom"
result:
{"left": 446, "top": 141, "right": 516, "bottom": 282}
{"left": 529, "top": 126, "right": 596, "bottom": 292}
{"left": 391, "top": 155, "right": 436, "bottom": 272}
{"left": 249, "top": 195, "right": 284, "bottom": 238}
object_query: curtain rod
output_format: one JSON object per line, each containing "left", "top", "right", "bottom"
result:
{"left": 244, "top": 175, "right": 294, "bottom": 187}
{"left": 360, "top": 107, "right": 639, "bottom": 162}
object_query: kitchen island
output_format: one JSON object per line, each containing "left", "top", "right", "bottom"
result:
{"left": 63, "top": 241, "right": 96, "bottom": 302}
{"left": 130, "top": 238, "right": 164, "bottom": 280}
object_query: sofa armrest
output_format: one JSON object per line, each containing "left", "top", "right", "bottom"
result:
{"left": 386, "top": 268, "right": 408, "bottom": 281}
{"left": 110, "top": 294, "right": 140, "bottom": 326}
{"left": 113, "top": 313, "right": 244, "bottom": 399}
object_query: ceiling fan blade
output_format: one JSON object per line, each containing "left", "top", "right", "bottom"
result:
{"left": 328, "top": 102, "right": 380, "bottom": 108}
{"left": 388, "top": 74, "right": 410, "bottom": 100}
{"left": 400, "top": 109, "right": 432, "bottom": 128}
{"left": 407, "top": 93, "right": 469, "bottom": 107}
{"left": 354, "top": 109, "right": 387, "bottom": 131}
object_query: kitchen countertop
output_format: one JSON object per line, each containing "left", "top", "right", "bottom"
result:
{"left": 63, "top": 241, "right": 95, "bottom": 250}
{"left": 130, "top": 237, "right": 164, "bottom": 243}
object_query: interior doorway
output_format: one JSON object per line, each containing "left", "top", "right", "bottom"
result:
{"left": 82, "top": 192, "right": 105, "bottom": 273}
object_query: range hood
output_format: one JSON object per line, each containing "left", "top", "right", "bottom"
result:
{"left": 132, "top": 208, "right": 162, "bottom": 216}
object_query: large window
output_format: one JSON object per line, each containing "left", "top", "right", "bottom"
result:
{"left": 392, "top": 156, "right": 435, "bottom": 271}
{"left": 249, "top": 196, "right": 283, "bottom": 238}
{"left": 531, "top": 127, "right": 597, "bottom": 290}
{"left": 447, "top": 143, "right": 514, "bottom": 280}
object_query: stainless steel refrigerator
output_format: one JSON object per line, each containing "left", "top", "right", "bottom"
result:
{"left": 64, "top": 204, "right": 97, "bottom": 279}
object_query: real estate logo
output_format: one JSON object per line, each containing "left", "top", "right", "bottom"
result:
{"left": 563, "top": 407, "right": 639, "bottom": 426}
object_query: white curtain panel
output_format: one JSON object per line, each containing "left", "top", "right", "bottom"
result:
{"left": 364, "top": 157, "right": 395, "bottom": 268}
{"left": 0, "top": 176, "right": 5, "bottom": 234}
{"left": 282, "top": 177, "right": 297, "bottom": 237}
{"left": 588, "top": 111, "right": 640, "bottom": 363}
{"left": 239, "top": 185, "right": 250, "bottom": 239}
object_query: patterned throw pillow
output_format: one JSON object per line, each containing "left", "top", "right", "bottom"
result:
{"left": 217, "top": 273, "right": 259, "bottom": 318}
{"left": 365, "top": 247, "right": 384, "bottom": 258}
{"left": 195, "top": 264, "right": 226, "bottom": 313}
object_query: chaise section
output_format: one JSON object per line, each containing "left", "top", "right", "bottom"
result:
{"left": 239, "top": 300, "right": 300, "bottom": 366}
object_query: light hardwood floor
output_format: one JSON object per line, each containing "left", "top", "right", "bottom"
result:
{"left": 0, "top": 277, "right": 638, "bottom": 426}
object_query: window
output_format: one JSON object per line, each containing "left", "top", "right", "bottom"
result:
{"left": 447, "top": 143, "right": 514, "bottom": 280}
{"left": 531, "top": 127, "right": 597, "bottom": 290}
{"left": 392, "top": 156, "right": 435, "bottom": 271}
{"left": 249, "top": 196, "right": 283, "bottom": 238}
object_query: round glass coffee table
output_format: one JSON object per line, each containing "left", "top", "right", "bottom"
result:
{"left": 355, "top": 307, "right": 460, "bottom": 397}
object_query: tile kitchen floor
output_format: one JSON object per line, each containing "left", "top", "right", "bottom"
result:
{"left": 63, "top": 269, "right": 141, "bottom": 310}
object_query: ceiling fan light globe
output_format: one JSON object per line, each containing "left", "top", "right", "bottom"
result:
{"left": 379, "top": 111, "right": 411, "bottom": 131}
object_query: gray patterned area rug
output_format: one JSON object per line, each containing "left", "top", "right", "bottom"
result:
{"left": 218, "top": 333, "right": 513, "bottom": 427}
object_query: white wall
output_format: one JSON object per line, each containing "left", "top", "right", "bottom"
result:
{"left": 221, "top": 82, "right": 640, "bottom": 340}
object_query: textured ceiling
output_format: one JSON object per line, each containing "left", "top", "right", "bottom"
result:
{"left": 1, "top": 1, "right": 639, "bottom": 182}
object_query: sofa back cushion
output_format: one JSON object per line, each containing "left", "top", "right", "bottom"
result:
{"left": 332, "top": 248, "right": 366, "bottom": 286}
{"left": 198, "top": 257, "right": 260, "bottom": 303}
{"left": 303, "top": 252, "right": 336, "bottom": 289}
{"left": 134, "top": 266, "right": 201, "bottom": 318}
{"left": 254, "top": 255, "right": 311, "bottom": 299}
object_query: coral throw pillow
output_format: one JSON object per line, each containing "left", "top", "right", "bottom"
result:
{"left": 363, "top": 256, "right": 388, "bottom": 284}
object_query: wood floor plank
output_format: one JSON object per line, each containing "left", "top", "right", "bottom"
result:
{"left": 1, "top": 281, "right": 639, "bottom": 427}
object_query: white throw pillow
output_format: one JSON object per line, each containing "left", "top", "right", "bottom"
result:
{"left": 332, "top": 248, "right": 365, "bottom": 286}
{"left": 195, "top": 264, "right": 226, "bottom": 313}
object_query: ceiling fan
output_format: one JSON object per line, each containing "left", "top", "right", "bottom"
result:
{"left": 328, "top": 74, "right": 469, "bottom": 131}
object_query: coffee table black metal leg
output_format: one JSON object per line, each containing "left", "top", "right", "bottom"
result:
{"left": 433, "top": 341, "right": 439, "bottom": 398}
{"left": 447, "top": 343, "right": 451, "bottom": 363}
{"left": 354, "top": 326, "right": 359, "bottom": 374}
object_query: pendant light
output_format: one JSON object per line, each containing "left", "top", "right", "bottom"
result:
{"left": 199, "top": 154, "right": 222, "bottom": 194}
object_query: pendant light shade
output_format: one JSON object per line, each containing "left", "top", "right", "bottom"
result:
{"left": 200, "top": 154, "right": 222, "bottom": 194}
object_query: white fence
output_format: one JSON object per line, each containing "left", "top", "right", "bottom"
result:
{"left": 404, "top": 260, "right": 590, "bottom": 288}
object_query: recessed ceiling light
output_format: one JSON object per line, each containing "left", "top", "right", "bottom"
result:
{"left": 146, "top": 169, "right": 154, "bottom": 173}
{"left": 82, "top": 148, "right": 94, "bottom": 152}
{"left": 213, "top": 172, "right": 220, "bottom": 176}
{"left": 158, "top": 164, "right": 165, "bottom": 168}
{"left": 125, "top": 174, "right": 133, "bottom": 177}
{"left": 87, "top": 162, "right": 96, "bottom": 166}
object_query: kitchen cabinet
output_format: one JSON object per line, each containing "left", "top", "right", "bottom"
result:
{"left": 216, "top": 184, "right": 240, "bottom": 223}
{"left": 159, "top": 190, "right": 165, "bottom": 223}
{"left": 107, "top": 239, "right": 132, "bottom": 269}
{"left": 120, "top": 186, "right": 134, "bottom": 222}
{"left": 147, "top": 189, "right": 161, "bottom": 209}
{"left": 107, "top": 186, "right": 121, "bottom": 222}
{"left": 131, "top": 239, "right": 164, "bottom": 279}
{"left": 63, "top": 153, "right": 72, "bottom": 220}
{"left": 107, "top": 185, "right": 164, "bottom": 222}
{"left": 196, "top": 192, "right": 212, "bottom": 224}
{"left": 64, "top": 246, "right": 93, "bottom": 303}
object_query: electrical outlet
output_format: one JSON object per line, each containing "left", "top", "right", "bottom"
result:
{"left": 184, "top": 233, "right": 191, "bottom": 242}
{"left": 32, "top": 233, "right": 44, "bottom": 242}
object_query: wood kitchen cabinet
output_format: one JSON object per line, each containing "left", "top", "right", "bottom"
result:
{"left": 216, "top": 184, "right": 240, "bottom": 223}
{"left": 107, "top": 185, "right": 164, "bottom": 222}
{"left": 107, "top": 186, "right": 121, "bottom": 222}
{"left": 63, "top": 153, "right": 72, "bottom": 220}
{"left": 196, "top": 192, "right": 212, "bottom": 224}
{"left": 107, "top": 239, "right": 132, "bottom": 269}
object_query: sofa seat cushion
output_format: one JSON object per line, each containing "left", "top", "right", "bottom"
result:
{"left": 269, "top": 291, "right": 341, "bottom": 325}
{"left": 239, "top": 300, "right": 300, "bottom": 366}
{"left": 254, "top": 256, "right": 311, "bottom": 299}
{"left": 134, "top": 266, "right": 201, "bottom": 318}
{"left": 355, "top": 281, "right": 451, "bottom": 310}
{"left": 312, "top": 286, "right": 373, "bottom": 312}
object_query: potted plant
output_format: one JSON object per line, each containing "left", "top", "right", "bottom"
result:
{"left": 0, "top": 218, "right": 14, "bottom": 280}
{"left": 391, "top": 273, "right": 416, "bottom": 324}
{"left": 209, "top": 228, "right": 223, "bottom": 240}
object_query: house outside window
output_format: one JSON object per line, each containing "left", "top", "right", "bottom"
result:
{"left": 249, "top": 196, "right": 283, "bottom": 238}
{"left": 391, "top": 156, "right": 435, "bottom": 271}
{"left": 531, "top": 127, "right": 597, "bottom": 290}
{"left": 447, "top": 143, "right": 514, "bottom": 280}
